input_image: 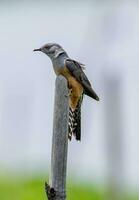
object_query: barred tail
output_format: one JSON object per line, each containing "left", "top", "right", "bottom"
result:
{"left": 68, "top": 95, "right": 83, "bottom": 141}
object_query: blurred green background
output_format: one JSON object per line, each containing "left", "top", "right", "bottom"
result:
{"left": 0, "top": 173, "right": 139, "bottom": 200}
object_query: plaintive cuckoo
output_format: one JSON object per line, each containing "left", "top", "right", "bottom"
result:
{"left": 34, "top": 43, "right": 99, "bottom": 141}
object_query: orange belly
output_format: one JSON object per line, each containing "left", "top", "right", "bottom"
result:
{"left": 58, "top": 66, "right": 83, "bottom": 110}
{"left": 68, "top": 76, "right": 83, "bottom": 110}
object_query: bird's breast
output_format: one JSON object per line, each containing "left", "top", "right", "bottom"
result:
{"left": 57, "top": 66, "right": 83, "bottom": 110}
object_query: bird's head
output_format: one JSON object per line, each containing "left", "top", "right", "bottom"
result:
{"left": 33, "top": 43, "right": 66, "bottom": 59}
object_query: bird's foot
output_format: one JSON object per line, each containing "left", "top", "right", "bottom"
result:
{"left": 65, "top": 89, "right": 72, "bottom": 97}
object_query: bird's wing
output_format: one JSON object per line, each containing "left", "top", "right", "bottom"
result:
{"left": 65, "top": 59, "right": 99, "bottom": 101}
{"left": 73, "top": 60, "right": 86, "bottom": 70}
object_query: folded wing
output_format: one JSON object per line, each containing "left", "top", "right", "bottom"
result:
{"left": 66, "top": 59, "right": 99, "bottom": 101}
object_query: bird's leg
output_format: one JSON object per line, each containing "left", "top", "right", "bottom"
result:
{"left": 68, "top": 88, "right": 72, "bottom": 96}
{"left": 65, "top": 88, "right": 72, "bottom": 97}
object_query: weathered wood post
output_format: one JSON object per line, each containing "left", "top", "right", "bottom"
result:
{"left": 45, "top": 75, "right": 69, "bottom": 200}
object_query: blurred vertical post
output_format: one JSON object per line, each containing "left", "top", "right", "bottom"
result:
{"left": 45, "top": 75, "right": 69, "bottom": 200}
{"left": 104, "top": 70, "right": 124, "bottom": 200}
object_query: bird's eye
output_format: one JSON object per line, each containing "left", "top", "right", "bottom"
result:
{"left": 45, "top": 46, "right": 51, "bottom": 50}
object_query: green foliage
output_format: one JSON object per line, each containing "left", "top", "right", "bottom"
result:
{"left": 0, "top": 175, "right": 45, "bottom": 200}
{"left": 0, "top": 174, "right": 138, "bottom": 200}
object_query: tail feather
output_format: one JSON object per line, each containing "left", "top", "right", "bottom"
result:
{"left": 68, "top": 95, "right": 83, "bottom": 141}
{"left": 68, "top": 108, "right": 74, "bottom": 140}
{"left": 74, "top": 105, "right": 81, "bottom": 140}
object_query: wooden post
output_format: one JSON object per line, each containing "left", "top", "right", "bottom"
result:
{"left": 45, "top": 75, "right": 69, "bottom": 200}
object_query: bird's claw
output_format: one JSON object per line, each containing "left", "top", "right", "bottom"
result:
{"left": 64, "top": 89, "right": 72, "bottom": 98}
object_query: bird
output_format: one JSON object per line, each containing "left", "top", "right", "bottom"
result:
{"left": 34, "top": 43, "right": 99, "bottom": 141}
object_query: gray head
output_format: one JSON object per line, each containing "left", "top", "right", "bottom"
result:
{"left": 33, "top": 43, "right": 68, "bottom": 60}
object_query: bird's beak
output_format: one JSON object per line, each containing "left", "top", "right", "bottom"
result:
{"left": 33, "top": 48, "right": 41, "bottom": 52}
